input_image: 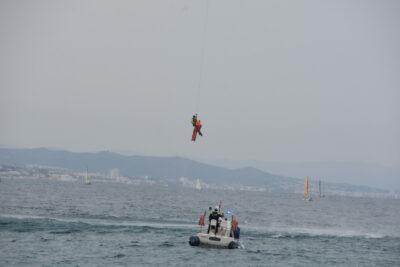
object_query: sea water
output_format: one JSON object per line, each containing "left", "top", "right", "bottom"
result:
{"left": 1, "top": 178, "right": 399, "bottom": 266}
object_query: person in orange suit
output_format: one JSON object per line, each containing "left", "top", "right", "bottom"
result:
{"left": 191, "top": 114, "right": 203, "bottom": 141}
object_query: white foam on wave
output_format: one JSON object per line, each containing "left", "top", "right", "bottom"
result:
{"left": 1, "top": 214, "right": 395, "bottom": 239}
{"left": 243, "top": 224, "right": 389, "bottom": 239}
{"left": 0, "top": 214, "right": 46, "bottom": 220}
{"left": 0, "top": 214, "right": 197, "bottom": 230}
{"left": 83, "top": 219, "right": 197, "bottom": 230}
{"left": 278, "top": 227, "right": 384, "bottom": 239}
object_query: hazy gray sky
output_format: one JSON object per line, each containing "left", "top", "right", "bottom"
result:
{"left": 1, "top": 0, "right": 399, "bottom": 166}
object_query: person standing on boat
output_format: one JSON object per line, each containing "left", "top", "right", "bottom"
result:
{"left": 207, "top": 206, "right": 221, "bottom": 234}
{"left": 230, "top": 215, "right": 240, "bottom": 239}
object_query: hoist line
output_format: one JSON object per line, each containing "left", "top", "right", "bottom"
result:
{"left": 195, "top": 0, "right": 209, "bottom": 113}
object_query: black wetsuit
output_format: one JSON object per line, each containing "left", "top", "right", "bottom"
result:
{"left": 207, "top": 211, "right": 221, "bottom": 234}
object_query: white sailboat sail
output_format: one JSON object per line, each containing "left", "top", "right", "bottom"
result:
{"left": 319, "top": 179, "right": 323, "bottom": 198}
{"left": 85, "top": 167, "right": 91, "bottom": 185}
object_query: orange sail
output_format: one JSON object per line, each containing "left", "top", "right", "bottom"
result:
{"left": 304, "top": 176, "right": 310, "bottom": 199}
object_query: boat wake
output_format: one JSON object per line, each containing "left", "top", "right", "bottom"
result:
{"left": 1, "top": 214, "right": 396, "bottom": 240}
{"left": 244, "top": 225, "right": 392, "bottom": 239}
{"left": 0, "top": 214, "right": 197, "bottom": 234}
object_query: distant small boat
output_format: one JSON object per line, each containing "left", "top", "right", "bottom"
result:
{"left": 85, "top": 167, "right": 91, "bottom": 185}
{"left": 304, "top": 176, "right": 312, "bottom": 201}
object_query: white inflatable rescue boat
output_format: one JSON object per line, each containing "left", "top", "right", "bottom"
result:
{"left": 189, "top": 211, "right": 240, "bottom": 249}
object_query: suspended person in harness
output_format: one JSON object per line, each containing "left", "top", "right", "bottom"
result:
{"left": 191, "top": 114, "right": 203, "bottom": 141}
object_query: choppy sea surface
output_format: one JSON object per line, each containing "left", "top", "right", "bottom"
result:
{"left": 1, "top": 178, "right": 399, "bottom": 266}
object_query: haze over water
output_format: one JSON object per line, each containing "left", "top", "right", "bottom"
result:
{"left": 1, "top": 0, "right": 399, "bottom": 265}
{"left": 1, "top": 0, "right": 399, "bottom": 171}
{"left": 1, "top": 178, "right": 399, "bottom": 266}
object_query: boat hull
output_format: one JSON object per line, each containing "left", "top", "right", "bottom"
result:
{"left": 189, "top": 233, "right": 238, "bottom": 249}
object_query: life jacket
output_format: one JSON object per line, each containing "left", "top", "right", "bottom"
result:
{"left": 198, "top": 214, "right": 205, "bottom": 226}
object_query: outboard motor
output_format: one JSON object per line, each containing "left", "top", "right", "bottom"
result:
{"left": 189, "top": 235, "right": 200, "bottom": 246}
{"left": 228, "top": 241, "right": 238, "bottom": 249}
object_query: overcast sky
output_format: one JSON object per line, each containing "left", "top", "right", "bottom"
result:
{"left": 1, "top": 0, "right": 399, "bottom": 167}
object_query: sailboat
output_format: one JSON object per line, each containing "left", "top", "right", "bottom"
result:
{"left": 303, "top": 176, "right": 312, "bottom": 201}
{"left": 318, "top": 179, "right": 324, "bottom": 198}
{"left": 85, "top": 167, "right": 91, "bottom": 185}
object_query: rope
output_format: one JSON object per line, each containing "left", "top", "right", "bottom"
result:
{"left": 195, "top": 0, "right": 209, "bottom": 113}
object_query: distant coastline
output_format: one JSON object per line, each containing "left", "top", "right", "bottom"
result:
{"left": 1, "top": 147, "right": 398, "bottom": 199}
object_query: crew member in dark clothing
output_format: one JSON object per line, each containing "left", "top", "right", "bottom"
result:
{"left": 207, "top": 206, "right": 221, "bottom": 234}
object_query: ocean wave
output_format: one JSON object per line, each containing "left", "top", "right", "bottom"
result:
{"left": 0, "top": 214, "right": 197, "bottom": 234}
{"left": 0, "top": 214, "right": 396, "bottom": 240}
{"left": 243, "top": 225, "right": 391, "bottom": 239}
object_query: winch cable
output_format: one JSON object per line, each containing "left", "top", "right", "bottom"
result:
{"left": 194, "top": 0, "right": 209, "bottom": 114}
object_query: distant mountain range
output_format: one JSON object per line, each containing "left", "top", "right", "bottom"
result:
{"left": 196, "top": 159, "right": 400, "bottom": 191}
{"left": 0, "top": 148, "right": 293, "bottom": 187}
{"left": 0, "top": 148, "right": 392, "bottom": 196}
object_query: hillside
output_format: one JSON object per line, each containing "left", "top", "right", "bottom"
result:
{"left": 0, "top": 148, "right": 389, "bottom": 196}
